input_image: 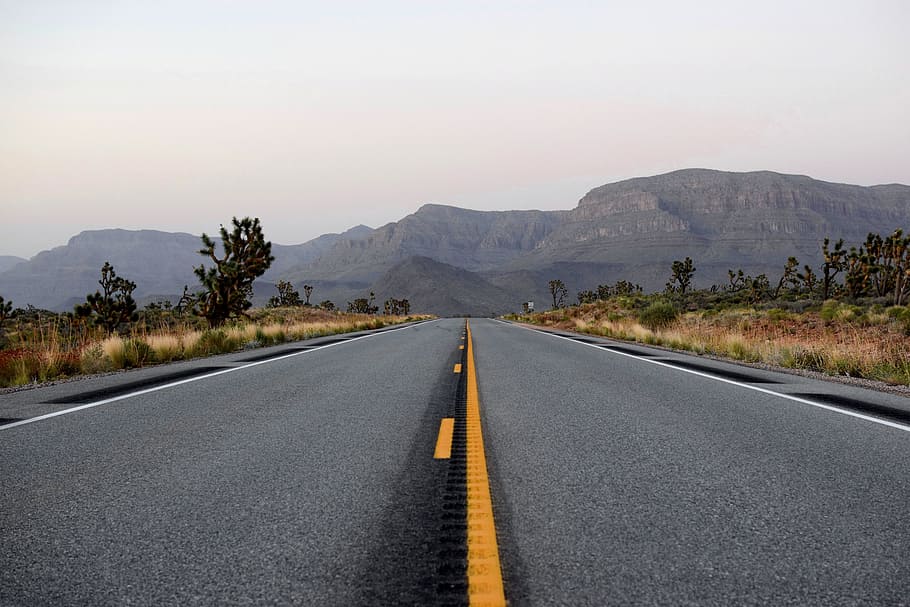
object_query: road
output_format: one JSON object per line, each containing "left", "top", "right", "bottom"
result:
{"left": 2, "top": 318, "right": 909, "bottom": 605}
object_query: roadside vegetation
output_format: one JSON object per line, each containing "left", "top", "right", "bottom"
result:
{"left": 0, "top": 217, "right": 427, "bottom": 388}
{"left": 513, "top": 229, "right": 910, "bottom": 386}
{"left": 0, "top": 306, "right": 427, "bottom": 389}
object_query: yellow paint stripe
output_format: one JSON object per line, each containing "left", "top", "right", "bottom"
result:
{"left": 465, "top": 320, "right": 506, "bottom": 606}
{"left": 434, "top": 418, "right": 455, "bottom": 459}
{"left": 454, "top": 363, "right": 463, "bottom": 373}
{"left": 459, "top": 345, "right": 465, "bottom": 350}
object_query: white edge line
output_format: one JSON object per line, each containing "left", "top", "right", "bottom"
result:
{"left": 496, "top": 319, "right": 910, "bottom": 434}
{"left": 1, "top": 319, "right": 439, "bottom": 432}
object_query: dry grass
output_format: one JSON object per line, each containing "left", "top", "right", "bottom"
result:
{"left": 0, "top": 308, "right": 431, "bottom": 388}
{"left": 516, "top": 301, "right": 910, "bottom": 386}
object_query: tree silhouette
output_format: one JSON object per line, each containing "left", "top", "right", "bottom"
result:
{"left": 548, "top": 279, "right": 567, "bottom": 309}
{"left": 74, "top": 262, "right": 138, "bottom": 334}
{"left": 195, "top": 217, "right": 274, "bottom": 327}
{"left": 666, "top": 257, "right": 695, "bottom": 297}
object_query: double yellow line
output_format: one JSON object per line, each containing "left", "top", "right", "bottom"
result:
{"left": 464, "top": 320, "right": 506, "bottom": 606}
{"left": 431, "top": 322, "right": 506, "bottom": 605}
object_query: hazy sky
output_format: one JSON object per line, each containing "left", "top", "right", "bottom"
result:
{"left": 2, "top": 0, "right": 908, "bottom": 258}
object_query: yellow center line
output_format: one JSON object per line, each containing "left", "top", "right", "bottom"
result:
{"left": 454, "top": 363, "right": 463, "bottom": 373}
{"left": 459, "top": 345, "right": 465, "bottom": 350}
{"left": 465, "top": 320, "right": 507, "bottom": 606}
{"left": 434, "top": 418, "right": 455, "bottom": 459}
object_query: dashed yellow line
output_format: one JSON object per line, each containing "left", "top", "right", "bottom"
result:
{"left": 465, "top": 320, "right": 506, "bottom": 606}
{"left": 434, "top": 418, "right": 455, "bottom": 459}
{"left": 454, "top": 363, "right": 463, "bottom": 373}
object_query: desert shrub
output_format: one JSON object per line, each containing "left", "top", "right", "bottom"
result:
{"left": 819, "top": 300, "right": 863, "bottom": 323}
{"left": 781, "top": 347, "right": 827, "bottom": 372}
{"left": 105, "top": 338, "right": 153, "bottom": 369}
{"left": 191, "top": 329, "right": 240, "bottom": 356}
{"left": 147, "top": 335, "right": 182, "bottom": 362}
{"left": 0, "top": 348, "right": 41, "bottom": 386}
{"left": 80, "top": 343, "right": 108, "bottom": 374}
{"left": 765, "top": 308, "right": 793, "bottom": 322}
{"left": 638, "top": 301, "right": 679, "bottom": 330}
{"left": 44, "top": 349, "right": 82, "bottom": 379}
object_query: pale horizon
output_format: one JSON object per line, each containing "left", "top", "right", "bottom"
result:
{"left": 3, "top": 0, "right": 908, "bottom": 258}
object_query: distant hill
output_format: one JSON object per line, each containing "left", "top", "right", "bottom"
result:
{"left": 0, "top": 225, "right": 373, "bottom": 311}
{"left": 2, "top": 169, "right": 908, "bottom": 314}
{"left": 369, "top": 256, "right": 516, "bottom": 317}
{"left": 0, "top": 256, "right": 25, "bottom": 274}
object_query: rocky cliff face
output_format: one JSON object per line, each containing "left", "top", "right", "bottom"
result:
{"left": 515, "top": 170, "right": 910, "bottom": 274}
{"left": 297, "top": 204, "right": 564, "bottom": 283}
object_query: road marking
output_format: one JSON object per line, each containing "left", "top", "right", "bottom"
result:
{"left": 0, "top": 320, "right": 437, "bottom": 432}
{"left": 502, "top": 321, "right": 910, "bottom": 434}
{"left": 459, "top": 345, "right": 465, "bottom": 350}
{"left": 434, "top": 417, "right": 455, "bottom": 459}
{"left": 465, "top": 320, "right": 507, "bottom": 606}
{"left": 454, "top": 363, "right": 463, "bottom": 373}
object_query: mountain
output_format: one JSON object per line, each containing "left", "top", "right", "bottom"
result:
{"left": 266, "top": 224, "right": 373, "bottom": 278}
{"left": 369, "top": 256, "right": 516, "bottom": 317}
{"left": 296, "top": 170, "right": 910, "bottom": 311}
{"left": 0, "top": 256, "right": 26, "bottom": 273}
{"left": 0, "top": 225, "right": 373, "bottom": 311}
{"left": 513, "top": 169, "right": 910, "bottom": 287}
{"left": 2, "top": 169, "right": 908, "bottom": 314}
{"left": 291, "top": 205, "right": 564, "bottom": 283}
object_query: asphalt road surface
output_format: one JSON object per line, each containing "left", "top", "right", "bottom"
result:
{"left": 2, "top": 318, "right": 909, "bottom": 606}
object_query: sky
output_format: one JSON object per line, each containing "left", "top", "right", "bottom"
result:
{"left": 2, "top": 0, "right": 908, "bottom": 258}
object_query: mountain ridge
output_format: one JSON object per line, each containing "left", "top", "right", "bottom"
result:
{"left": 2, "top": 169, "right": 908, "bottom": 314}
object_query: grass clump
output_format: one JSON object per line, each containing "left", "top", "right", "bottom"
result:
{"left": 638, "top": 301, "right": 679, "bottom": 330}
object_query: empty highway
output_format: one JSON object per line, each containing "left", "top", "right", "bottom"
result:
{"left": 2, "top": 318, "right": 909, "bottom": 605}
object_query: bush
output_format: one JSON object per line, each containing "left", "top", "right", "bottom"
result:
{"left": 80, "top": 344, "right": 108, "bottom": 374}
{"left": 106, "top": 338, "right": 153, "bottom": 369}
{"left": 819, "top": 300, "right": 862, "bottom": 323}
{"left": 191, "top": 329, "right": 240, "bottom": 356}
{"left": 0, "top": 348, "right": 41, "bottom": 387}
{"left": 638, "top": 301, "right": 679, "bottom": 330}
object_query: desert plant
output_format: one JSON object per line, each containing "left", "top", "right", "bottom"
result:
{"left": 548, "top": 279, "right": 568, "bottom": 309}
{"left": 638, "top": 300, "right": 679, "bottom": 330}
{"left": 195, "top": 217, "right": 275, "bottom": 327}
{"left": 0, "top": 295, "right": 12, "bottom": 326}
{"left": 666, "top": 257, "right": 695, "bottom": 297}
{"left": 268, "top": 280, "right": 302, "bottom": 307}
{"left": 347, "top": 292, "right": 378, "bottom": 314}
{"left": 821, "top": 237, "right": 847, "bottom": 299}
{"left": 73, "top": 262, "right": 138, "bottom": 334}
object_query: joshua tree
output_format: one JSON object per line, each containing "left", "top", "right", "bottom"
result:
{"left": 774, "top": 256, "right": 801, "bottom": 298}
{"left": 0, "top": 295, "right": 12, "bottom": 328}
{"left": 348, "top": 292, "right": 378, "bottom": 314}
{"left": 666, "top": 257, "right": 695, "bottom": 297}
{"left": 548, "top": 279, "right": 568, "bottom": 309}
{"left": 821, "top": 237, "right": 847, "bottom": 299}
{"left": 797, "top": 265, "right": 818, "bottom": 295}
{"left": 74, "top": 261, "right": 138, "bottom": 334}
{"left": 303, "top": 284, "right": 314, "bottom": 306}
{"left": 194, "top": 217, "right": 274, "bottom": 327}
{"left": 268, "top": 280, "right": 301, "bottom": 307}
{"left": 726, "top": 269, "right": 747, "bottom": 293}
{"left": 577, "top": 289, "right": 597, "bottom": 305}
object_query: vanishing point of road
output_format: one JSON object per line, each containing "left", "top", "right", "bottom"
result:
{"left": 2, "top": 318, "right": 909, "bottom": 605}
